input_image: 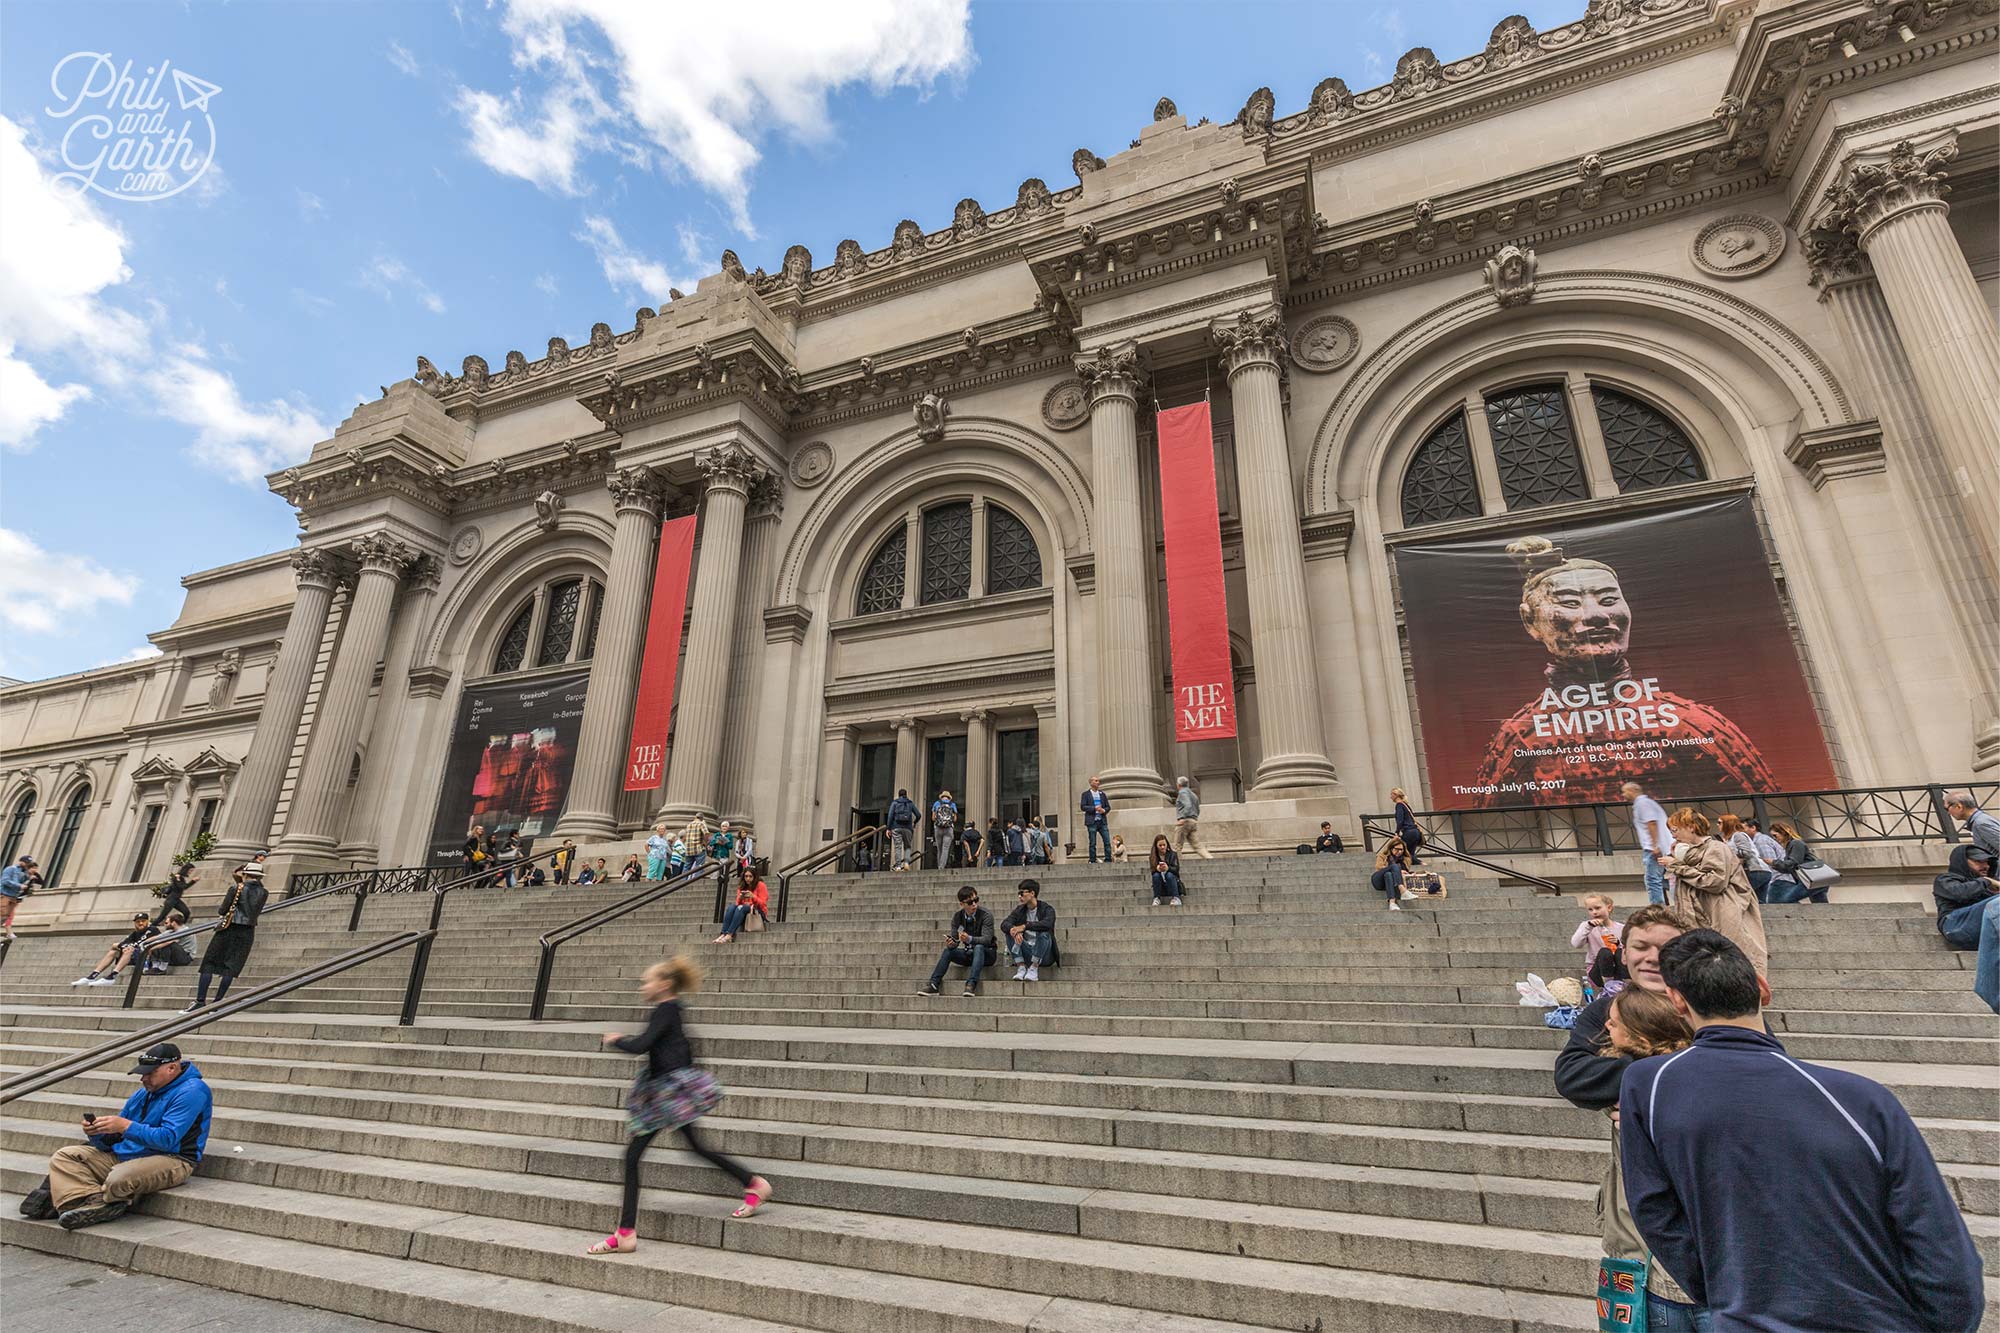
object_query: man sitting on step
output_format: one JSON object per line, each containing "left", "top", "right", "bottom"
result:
{"left": 919, "top": 885, "right": 995, "bottom": 998}
{"left": 71, "top": 912, "right": 162, "bottom": 987}
{"left": 1001, "top": 879, "right": 1057, "bottom": 982}
{"left": 18, "top": 1042, "right": 212, "bottom": 1231}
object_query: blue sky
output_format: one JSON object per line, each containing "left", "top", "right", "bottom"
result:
{"left": 0, "top": 0, "right": 1579, "bottom": 682}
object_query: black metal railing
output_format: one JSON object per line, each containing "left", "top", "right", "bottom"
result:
{"left": 776, "top": 825, "right": 881, "bottom": 923}
{"left": 1361, "top": 781, "right": 1998, "bottom": 858}
{"left": 528, "top": 861, "right": 728, "bottom": 1021}
{"left": 288, "top": 862, "right": 462, "bottom": 900}
{"left": 1359, "top": 821, "right": 1561, "bottom": 895}
{"left": 0, "top": 930, "right": 437, "bottom": 1104}
{"left": 119, "top": 873, "right": 375, "bottom": 1009}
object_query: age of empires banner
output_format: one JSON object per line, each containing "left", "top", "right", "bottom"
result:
{"left": 426, "top": 668, "right": 589, "bottom": 860}
{"left": 1394, "top": 496, "right": 1835, "bottom": 810}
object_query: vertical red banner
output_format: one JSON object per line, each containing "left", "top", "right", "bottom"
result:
{"left": 624, "top": 513, "right": 697, "bottom": 791}
{"left": 1156, "top": 402, "right": 1238, "bottom": 741}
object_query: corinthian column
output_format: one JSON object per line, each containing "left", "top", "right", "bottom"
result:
{"left": 1807, "top": 229, "right": 2000, "bottom": 768}
{"left": 277, "top": 533, "right": 414, "bottom": 856}
{"left": 1211, "top": 309, "right": 1341, "bottom": 794}
{"left": 1077, "top": 342, "right": 1166, "bottom": 803}
{"left": 555, "top": 468, "right": 664, "bottom": 839}
{"left": 1824, "top": 138, "right": 2000, "bottom": 533}
{"left": 339, "top": 555, "right": 443, "bottom": 863}
{"left": 718, "top": 475, "right": 783, "bottom": 830}
{"left": 210, "top": 548, "right": 341, "bottom": 862}
{"left": 658, "top": 443, "right": 763, "bottom": 825}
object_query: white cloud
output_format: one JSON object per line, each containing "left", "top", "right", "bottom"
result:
{"left": 0, "top": 528, "right": 140, "bottom": 635}
{"left": 0, "top": 344, "right": 90, "bottom": 449}
{"left": 1363, "top": 49, "right": 1387, "bottom": 81}
{"left": 359, "top": 256, "right": 447, "bottom": 314}
{"left": 1377, "top": 7, "right": 1407, "bottom": 49}
{"left": 534, "top": 271, "right": 560, "bottom": 296}
{"left": 98, "top": 644, "right": 164, "bottom": 668}
{"left": 576, "top": 214, "right": 677, "bottom": 303}
{"left": 295, "top": 188, "right": 325, "bottom": 221}
{"left": 459, "top": 0, "right": 973, "bottom": 233}
{"left": 675, "top": 219, "right": 708, "bottom": 269}
{"left": 387, "top": 40, "right": 422, "bottom": 77}
{"left": 144, "top": 345, "right": 331, "bottom": 485}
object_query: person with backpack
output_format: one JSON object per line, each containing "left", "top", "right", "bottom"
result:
{"left": 886, "top": 789, "right": 919, "bottom": 871}
{"left": 929, "top": 790, "right": 959, "bottom": 870}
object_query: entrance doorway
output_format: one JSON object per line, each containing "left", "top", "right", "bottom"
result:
{"left": 924, "top": 733, "right": 967, "bottom": 866}
{"left": 852, "top": 740, "right": 896, "bottom": 868}
{"left": 996, "top": 727, "right": 1040, "bottom": 827}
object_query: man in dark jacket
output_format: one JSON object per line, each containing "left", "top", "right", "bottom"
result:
{"left": 1621, "top": 929, "right": 1983, "bottom": 1333}
{"left": 20, "top": 1042, "right": 213, "bottom": 1230}
{"left": 1934, "top": 843, "right": 1999, "bottom": 948}
{"left": 1553, "top": 903, "right": 1687, "bottom": 1108}
{"left": 919, "top": 885, "right": 995, "bottom": 998}
{"left": 1078, "top": 777, "right": 1112, "bottom": 863}
{"left": 1001, "top": 879, "right": 1056, "bottom": 982}
{"left": 886, "top": 789, "right": 919, "bottom": 871}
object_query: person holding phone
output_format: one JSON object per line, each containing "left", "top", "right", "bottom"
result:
{"left": 18, "top": 1042, "right": 212, "bottom": 1231}
{"left": 919, "top": 885, "right": 995, "bottom": 997}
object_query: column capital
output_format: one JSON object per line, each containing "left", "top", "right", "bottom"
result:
{"left": 1209, "top": 307, "right": 1286, "bottom": 377}
{"left": 1802, "top": 223, "right": 1873, "bottom": 295}
{"left": 1823, "top": 137, "right": 1957, "bottom": 248}
{"left": 748, "top": 471, "right": 785, "bottom": 520}
{"left": 894, "top": 715, "right": 921, "bottom": 735}
{"left": 406, "top": 553, "right": 444, "bottom": 592}
{"left": 607, "top": 465, "right": 663, "bottom": 517}
{"left": 291, "top": 546, "right": 341, "bottom": 591}
{"left": 1074, "top": 341, "right": 1144, "bottom": 407}
{"left": 696, "top": 441, "right": 769, "bottom": 499}
{"left": 959, "top": 708, "right": 991, "bottom": 725}
{"left": 349, "top": 532, "right": 416, "bottom": 578}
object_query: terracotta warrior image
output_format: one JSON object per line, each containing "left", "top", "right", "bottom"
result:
{"left": 1470, "top": 535, "right": 1776, "bottom": 805}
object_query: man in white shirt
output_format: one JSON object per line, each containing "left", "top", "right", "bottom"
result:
{"left": 1623, "top": 781, "right": 1673, "bottom": 906}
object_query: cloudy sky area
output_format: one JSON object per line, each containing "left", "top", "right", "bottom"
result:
{"left": 0, "top": 0, "right": 1577, "bottom": 681}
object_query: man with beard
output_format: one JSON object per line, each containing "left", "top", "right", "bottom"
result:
{"left": 1472, "top": 536, "right": 1774, "bottom": 806}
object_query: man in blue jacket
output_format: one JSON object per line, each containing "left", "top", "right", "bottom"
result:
{"left": 1620, "top": 930, "right": 1982, "bottom": 1333}
{"left": 19, "top": 1042, "right": 212, "bottom": 1231}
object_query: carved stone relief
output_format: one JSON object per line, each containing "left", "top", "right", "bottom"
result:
{"left": 448, "top": 526, "right": 482, "bottom": 566}
{"left": 789, "top": 440, "right": 835, "bottom": 489}
{"left": 1290, "top": 316, "right": 1360, "bottom": 373}
{"left": 1690, "top": 214, "right": 1786, "bottom": 279}
{"left": 1040, "top": 378, "right": 1090, "bottom": 431}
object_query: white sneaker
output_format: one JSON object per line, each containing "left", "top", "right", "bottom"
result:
{"left": 71, "top": 975, "right": 93, "bottom": 986}
{"left": 179, "top": 1001, "right": 202, "bottom": 1013}
{"left": 1024, "top": 966, "right": 1039, "bottom": 981}
{"left": 1169, "top": 898, "right": 1182, "bottom": 906}
{"left": 90, "top": 976, "right": 117, "bottom": 986}
{"left": 1011, "top": 968, "right": 1026, "bottom": 981}
{"left": 1151, "top": 897, "right": 1161, "bottom": 907}
{"left": 1389, "top": 900, "right": 1403, "bottom": 912}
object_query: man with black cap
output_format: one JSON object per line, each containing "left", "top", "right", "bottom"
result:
{"left": 18, "top": 1041, "right": 212, "bottom": 1230}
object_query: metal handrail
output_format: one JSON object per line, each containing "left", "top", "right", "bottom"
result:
{"left": 775, "top": 825, "right": 881, "bottom": 923}
{"left": 1360, "top": 820, "right": 1561, "bottom": 896}
{"left": 0, "top": 930, "right": 436, "bottom": 1103}
{"left": 119, "top": 873, "right": 375, "bottom": 1009}
{"left": 528, "top": 861, "right": 729, "bottom": 1021}
{"left": 288, "top": 862, "right": 462, "bottom": 899}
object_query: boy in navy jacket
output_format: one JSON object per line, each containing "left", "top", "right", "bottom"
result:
{"left": 1620, "top": 930, "right": 1982, "bottom": 1333}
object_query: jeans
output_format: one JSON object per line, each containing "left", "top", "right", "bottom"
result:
{"left": 1371, "top": 866, "right": 1404, "bottom": 900}
{"left": 1746, "top": 869, "right": 1772, "bottom": 903}
{"left": 1767, "top": 876, "right": 1827, "bottom": 905}
{"left": 1976, "top": 897, "right": 2000, "bottom": 1015}
{"left": 928, "top": 943, "right": 990, "bottom": 989}
{"left": 890, "top": 829, "right": 914, "bottom": 869}
{"left": 1642, "top": 852, "right": 1668, "bottom": 905}
{"left": 1010, "top": 932, "right": 1053, "bottom": 968}
{"left": 721, "top": 903, "right": 752, "bottom": 937}
{"left": 1151, "top": 870, "right": 1182, "bottom": 899}
{"left": 1085, "top": 822, "right": 1111, "bottom": 863}
{"left": 1645, "top": 1293, "right": 1714, "bottom": 1333}
{"left": 646, "top": 855, "right": 667, "bottom": 881}
{"left": 1941, "top": 897, "right": 1992, "bottom": 950}
{"left": 934, "top": 827, "right": 958, "bottom": 869}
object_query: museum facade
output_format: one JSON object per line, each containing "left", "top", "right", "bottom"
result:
{"left": 4, "top": 0, "right": 1996, "bottom": 900}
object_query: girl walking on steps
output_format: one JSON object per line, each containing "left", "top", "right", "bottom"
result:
{"left": 588, "top": 956, "right": 771, "bottom": 1255}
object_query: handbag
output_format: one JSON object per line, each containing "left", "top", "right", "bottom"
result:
{"left": 1597, "top": 1256, "right": 1649, "bottom": 1332}
{"left": 1798, "top": 861, "right": 1840, "bottom": 888}
{"left": 626, "top": 1066, "right": 723, "bottom": 1134}
{"left": 743, "top": 910, "right": 766, "bottom": 933}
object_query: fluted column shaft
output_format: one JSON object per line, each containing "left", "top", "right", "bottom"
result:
{"left": 279, "top": 535, "right": 413, "bottom": 854}
{"left": 553, "top": 471, "right": 665, "bottom": 839}
{"left": 893, "top": 718, "right": 922, "bottom": 799}
{"left": 1077, "top": 342, "right": 1165, "bottom": 802}
{"left": 719, "top": 480, "right": 782, "bottom": 830}
{"left": 963, "top": 709, "right": 993, "bottom": 827}
{"left": 1213, "top": 312, "right": 1341, "bottom": 794}
{"left": 210, "top": 550, "right": 340, "bottom": 862}
{"left": 659, "top": 445, "right": 762, "bottom": 824}
{"left": 340, "top": 557, "right": 442, "bottom": 862}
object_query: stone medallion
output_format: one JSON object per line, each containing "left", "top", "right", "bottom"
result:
{"left": 789, "top": 440, "right": 835, "bottom": 489}
{"left": 1040, "top": 378, "right": 1089, "bottom": 432}
{"left": 1691, "top": 214, "right": 1785, "bottom": 279}
{"left": 448, "top": 525, "right": 482, "bottom": 566}
{"left": 1290, "top": 315, "right": 1360, "bottom": 373}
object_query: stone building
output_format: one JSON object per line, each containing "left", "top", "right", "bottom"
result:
{"left": 3, "top": 0, "right": 1995, "bottom": 910}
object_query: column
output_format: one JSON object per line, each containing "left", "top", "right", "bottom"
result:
{"left": 658, "top": 443, "right": 762, "bottom": 824}
{"left": 719, "top": 476, "right": 783, "bottom": 830}
{"left": 1807, "top": 227, "right": 2000, "bottom": 768}
{"left": 277, "top": 533, "right": 414, "bottom": 856}
{"left": 1825, "top": 139, "right": 2000, "bottom": 541}
{"left": 1566, "top": 372, "right": 1620, "bottom": 499}
{"left": 209, "top": 548, "right": 340, "bottom": 862}
{"left": 1075, "top": 341, "right": 1166, "bottom": 802}
{"left": 554, "top": 468, "right": 664, "bottom": 839}
{"left": 962, "top": 709, "right": 993, "bottom": 825}
{"left": 968, "top": 498, "right": 989, "bottom": 599}
{"left": 893, "top": 716, "right": 923, "bottom": 797}
{"left": 1211, "top": 309, "right": 1342, "bottom": 795}
{"left": 339, "top": 556, "right": 442, "bottom": 862}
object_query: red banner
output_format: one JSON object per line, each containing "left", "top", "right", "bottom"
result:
{"left": 624, "top": 513, "right": 697, "bottom": 791}
{"left": 1156, "top": 402, "right": 1237, "bottom": 741}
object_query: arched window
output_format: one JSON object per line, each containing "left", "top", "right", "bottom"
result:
{"left": 920, "top": 503, "right": 973, "bottom": 605}
{"left": 1401, "top": 413, "right": 1483, "bottom": 527}
{"left": 856, "top": 526, "right": 907, "bottom": 615}
{"left": 0, "top": 789, "right": 34, "bottom": 866}
{"left": 488, "top": 576, "right": 605, "bottom": 676}
{"left": 45, "top": 784, "right": 90, "bottom": 888}
{"left": 1484, "top": 383, "right": 1589, "bottom": 509}
{"left": 987, "top": 505, "right": 1043, "bottom": 594}
{"left": 1594, "top": 387, "right": 1706, "bottom": 492}
{"left": 493, "top": 603, "right": 534, "bottom": 674}
{"left": 536, "top": 579, "right": 583, "bottom": 666}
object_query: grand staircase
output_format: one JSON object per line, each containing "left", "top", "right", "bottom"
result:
{"left": 3, "top": 854, "right": 1994, "bottom": 1331}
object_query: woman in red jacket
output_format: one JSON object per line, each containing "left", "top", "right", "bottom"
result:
{"left": 714, "top": 862, "right": 768, "bottom": 943}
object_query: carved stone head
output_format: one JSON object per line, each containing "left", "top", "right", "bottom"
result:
{"left": 1235, "top": 86, "right": 1275, "bottom": 136}
{"left": 951, "top": 197, "right": 987, "bottom": 238}
{"left": 720, "top": 249, "right": 747, "bottom": 281}
{"left": 1307, "top": 76, "right": 1352, "bottom": 122}
{"left": 1014, "top": 178, "right": 1052, "bottom": 217}
{"left": 461, "top": 355, "right": 489, "bottom": 391}
{"left": 782, "top": 244, "right": 813, "bottom": 290}
{"left": 1153, "top": 96, "right": 1178, "bottom": 121}
{"left": 1072, "top": 147, "right": 1106, "bottom": 178}
{"left": 1485, "top": 15, "right": 1537, "bottom": 67}
{"left": 892, "top": 219, "right": 925, "bottom": 257}
{"left": 834, "top": 238, "right": 865, "bottom": 277}
{"left": 1483, "top": 241, "right": 1539, "bottom": 307}
{"left": 914, "top": 391, "right": 951, "bottom": 442}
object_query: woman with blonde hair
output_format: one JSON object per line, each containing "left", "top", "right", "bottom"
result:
{"left": 1372, "top": 837, "right": 1413, "bottom": 912}
{"left": 1390, "top": 788, "right": 1425, "bottom": 866}
{"left": 1662, "top": 809, "right": 1769, "bottom": 975}
{"left": 588, "top": 956, "right": 770, "bottom": 1255}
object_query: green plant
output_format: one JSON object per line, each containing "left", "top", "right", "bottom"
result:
{"left": 172, "top": 831, "right": 215, "bottom": 869}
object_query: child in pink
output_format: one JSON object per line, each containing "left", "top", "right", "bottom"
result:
{"left": 1569, "top": 893, "right": 1624, "bottom": 978}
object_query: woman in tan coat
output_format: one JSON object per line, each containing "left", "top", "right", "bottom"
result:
{"left": 1662, "top": 809, "right": 1769, "bottom": 975}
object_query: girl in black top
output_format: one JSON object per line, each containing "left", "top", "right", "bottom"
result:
{"left": 588, "top": 957, "right": 770, "bottom": 1255}
{"left": 1149, "top": 835, "right": 1183, "bottom": 906}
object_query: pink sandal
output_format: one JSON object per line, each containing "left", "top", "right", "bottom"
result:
{"left": 586, "top": 1229, "right": 636, "bottom": 1255}
{"left": 732, "top": 1177, "right": 772, "bottom": 1218}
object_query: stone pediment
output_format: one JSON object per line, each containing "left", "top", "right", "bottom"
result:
{"left": 183, "top": 747, "right": 240, "bottom": 780}
{"left": 128, "top": 756, "right": 183, "bottom": 791}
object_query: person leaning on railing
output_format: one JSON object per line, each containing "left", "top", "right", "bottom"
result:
{"left": 17, "top": 1042, "right": 212, "bottom": 1231}
{"left": 181, "top": 862, "right": 268, "bottom": 1013}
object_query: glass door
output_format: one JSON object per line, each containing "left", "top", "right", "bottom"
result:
{"left": 923, "top": 734, "right": 967, "bottom": 867}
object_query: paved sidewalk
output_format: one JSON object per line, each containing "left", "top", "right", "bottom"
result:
{"left": 0, "top": 1244, "right": 414, "bottom": 1330}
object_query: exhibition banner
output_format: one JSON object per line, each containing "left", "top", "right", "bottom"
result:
{"left": 624, "top": 513, "right": 697, "bottom": 791}
{"left": 1394, "top": 495, "right": 1835, "bottom": 809}
{"left": 1155, "top": 401, "right": 1237, "bottom": 741}
{"left": 426, "top": 667, "right": 589, "bottom": 860}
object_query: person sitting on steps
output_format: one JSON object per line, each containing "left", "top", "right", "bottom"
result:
{"left": 1148, "top": 834, "right": 1184, "bottom": 907}
{"left": 1002, "top": 879, "right": 1056, "bottom": 982}
{"left": 919, "top": 885, "right": 995, "bottom": 998}
{"left": 714, "top": 862, "right": 769, "bottom": 943}
{"left": 19, "top": 1042, "right": 212, "bottom": 1231}
{"left": 619, "top": 854, "right": 643, "bottom": 883}
{"left": 73, "top": 913, "right": 161, "bottom": 987}
{"left": 1314, "top": 822, "right": 1344, "bottom": 854}
{"left": 1371, "top": 838, "right": 1413, "bottom": 912}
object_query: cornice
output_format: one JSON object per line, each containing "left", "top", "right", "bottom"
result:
{"left": 1381, "top": 475, "right": 1755, "bottom": 546}
{"left": 829, "top": 585, "right": 1053, "bottom": 643}
{"left": 1785, "top": 419, "right": 1886, "bottom": 489}
{"left": 763, "top": 604, "right": 813, "bottom": 645}
{"left": 1787, "top": 83, "right": 2000, "bottom": 229}
{"left": 1300, "top": 508, "right": 1357, "bottom": 562}
{"left": 823, "top": 649, "right": 1055, "bottom": 715}
{"left": 147, "top": 605, "right": 292, "bottom": 651}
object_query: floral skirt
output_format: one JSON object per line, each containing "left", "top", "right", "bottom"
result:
{"left": 626, "top": 1067, "right": 722, "bottom": 1135}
